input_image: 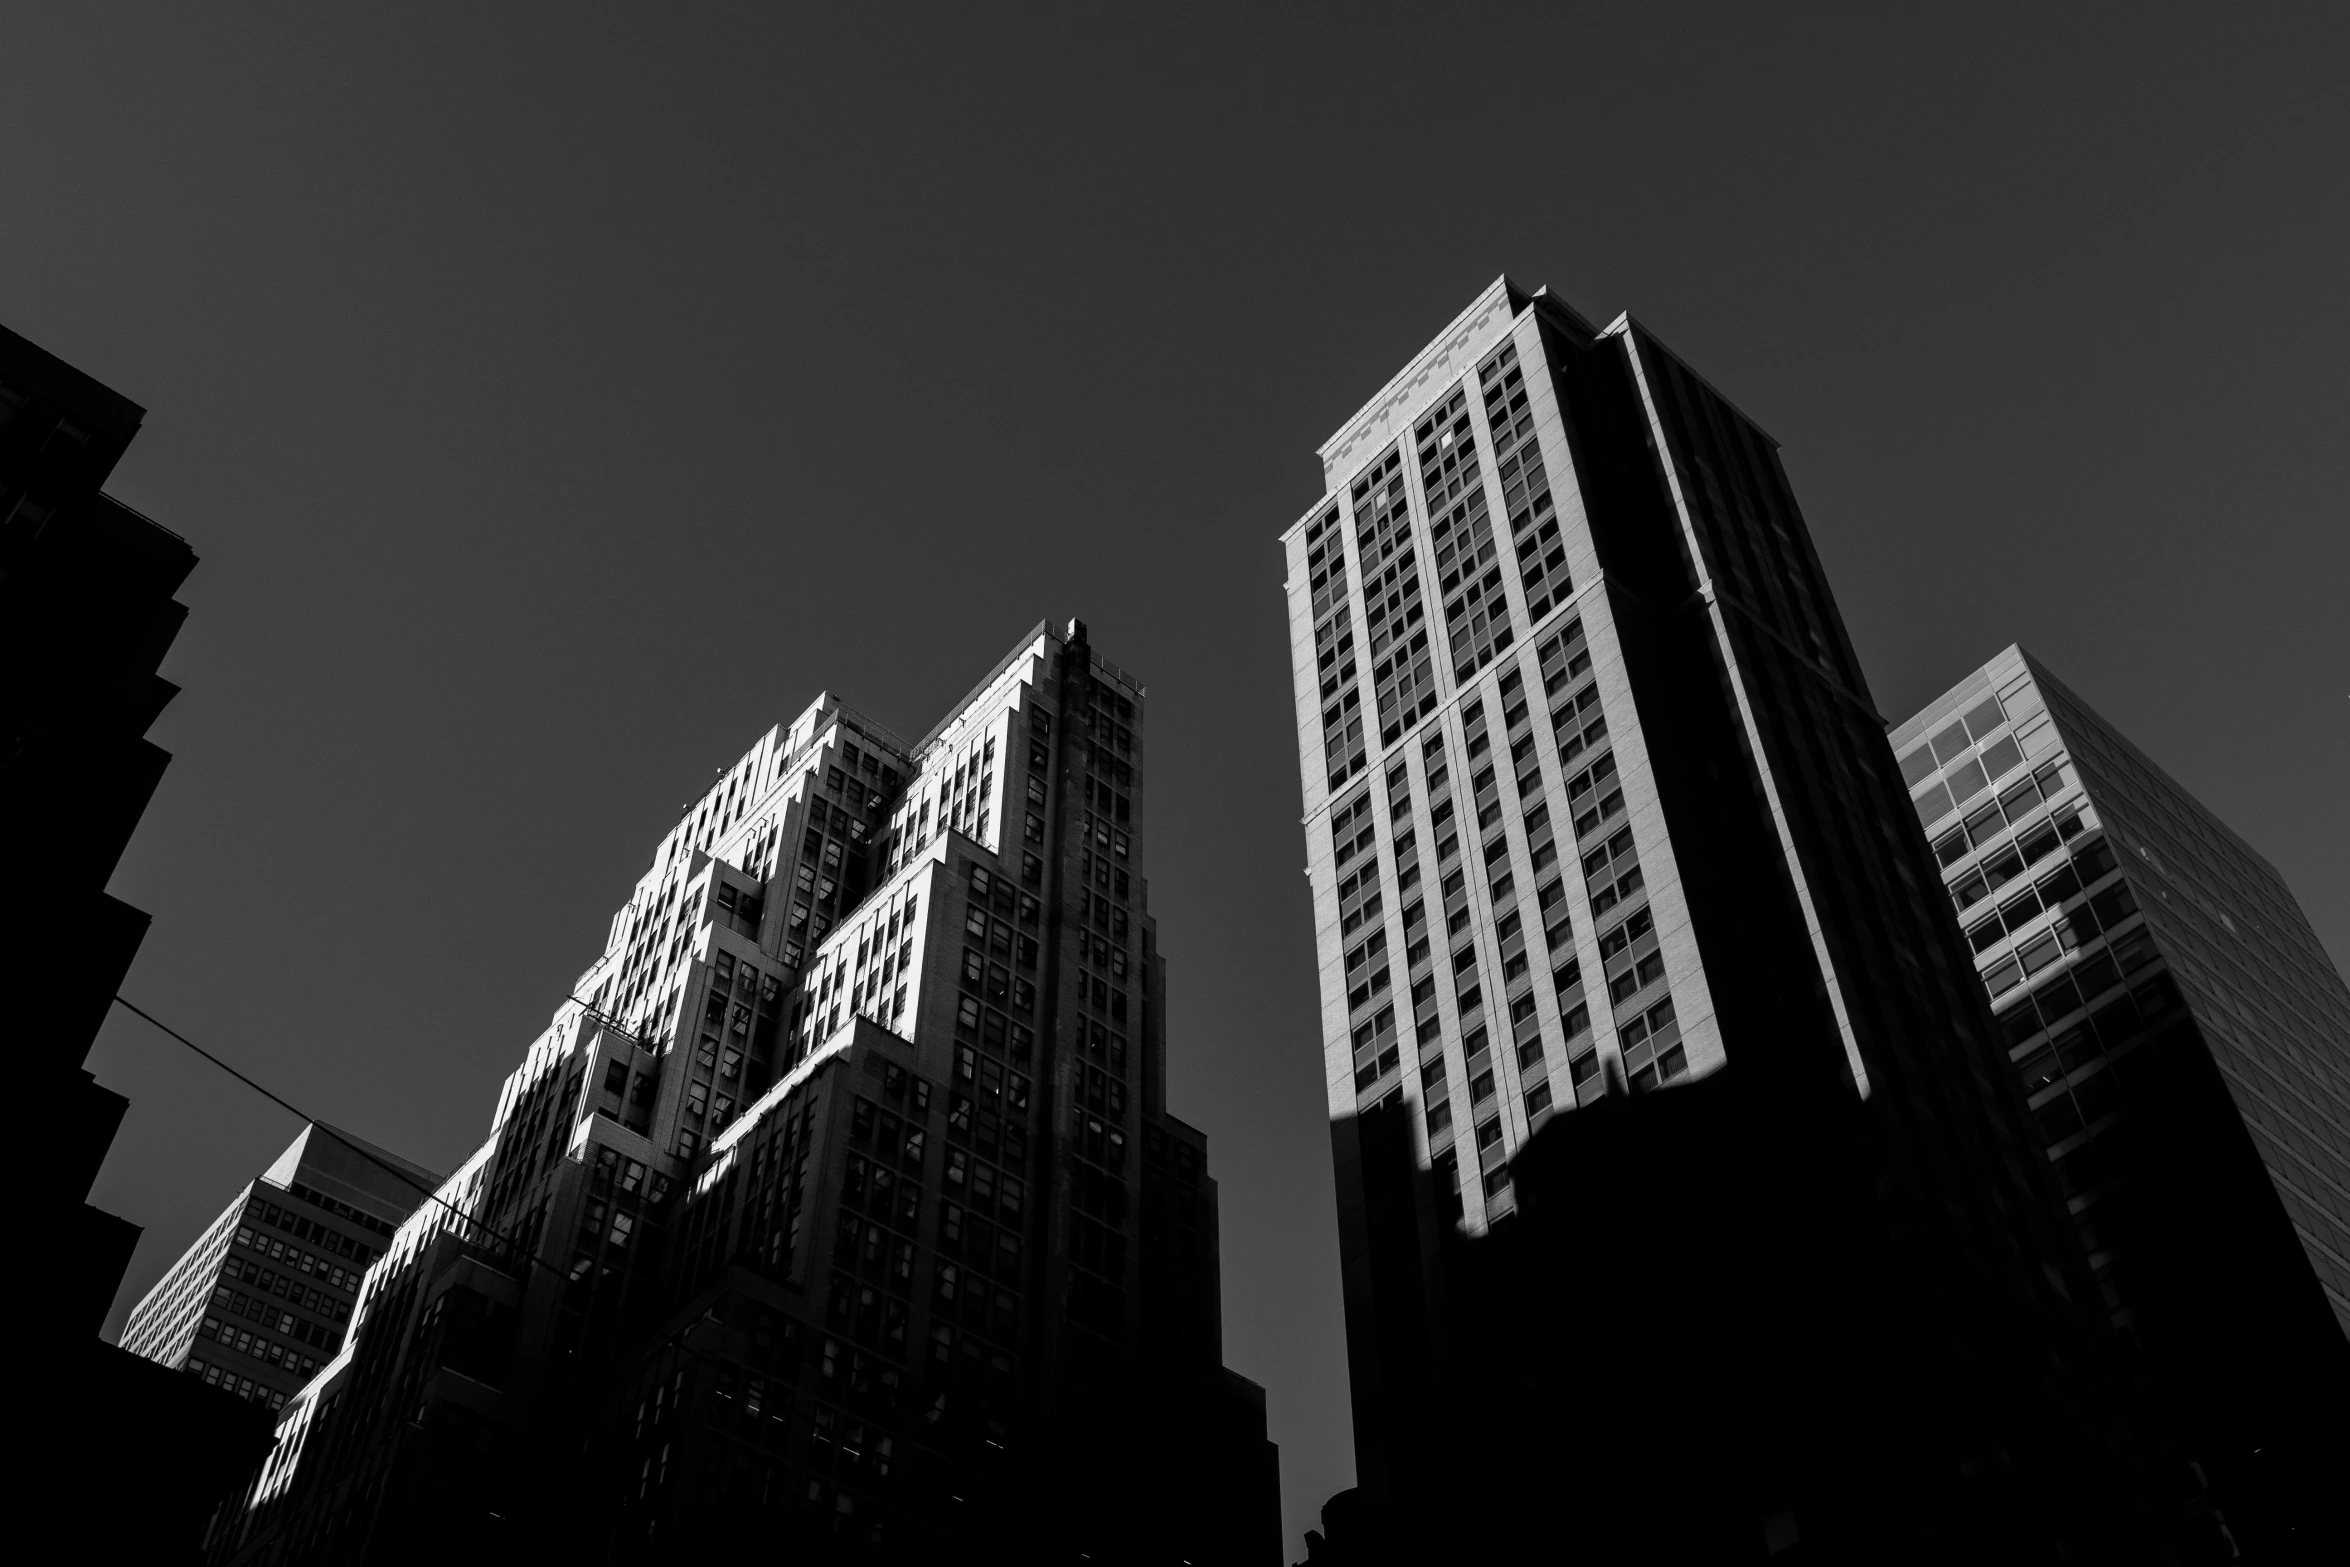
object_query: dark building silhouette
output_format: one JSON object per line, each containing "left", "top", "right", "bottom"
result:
{"left": 208, "top": 620, "right": 1280, "bottom": 1565}
{"left": 1896, "top": 647, "right": 2350, "bottom": 1559}
{"left": 6, "top": 324, "right": 274, "bottom": 1558}
{"left": 1281, "top": 281, "right": 2167, "bottom": 1559}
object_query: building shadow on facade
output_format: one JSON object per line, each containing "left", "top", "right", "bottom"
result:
{"left": 1327, "top": 1062, "right": 2194, "bottom": 1564}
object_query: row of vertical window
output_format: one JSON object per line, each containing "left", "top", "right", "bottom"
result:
{"left": 241, "top": 1195, "right": 377, "bottom": 1268}
{"left": 1352, "top": 447, "right": 1416, "bottom": 663}
{"left": 1480, "top": 342, "right": 1570, "bottom": 622}
{"left": 1979, "top": 856, "right": 2139, "bottom": 999}
{"left": 945, "top": 1062, "right": 1031, "bottom": 1177}
{"left": 1307, "top": 503, "right": 1369, "bottom": 790}
{"left": 217, "top": 1252, "right": 352, "bottom": 1323}
{"left": 2019, "top": 968, "right": 2185, "bottom": 1152}
{"left": 1069, "top": 1102, "right": 1132, "bottom": 1333}
{"left": 283, "top": 1180, "right": 397, "bottom": 1239}
{"left": 954, "top": 995, "right": 1036, "bottom": 1064}
{"left": 190, "top": 1314, "right": 325, "bottom": 1382}
{"left": 828, "top": 1249, "right": 914, "bottom": 1355}
{"left": 185, "top": 1357, "right": 290, "bottom": 1411}
{"left": 231, "top": 1216, "right": 367, "bottom": 1292}
{"left": 1939, "top": 767, "right": 2076, "bottom": 887}
{"left": 951, "top": 1044, "right": 1033, "bottom": 1116}
{"left": 124, "top": 1212, "right": 239, "bottom": 1359}
{"left": 577, "top": 1145, "right": 653, "bottom": 1264}
{"left": 1967, "top": 837, "right": 2121, "bottom": 954}
{"left": 1353, "top": 445, "right": 1440, "bottom": 748}
{"left": 1538, "top": 617, "right": 1682, "bottom": 1097}
{"left": 1347, "top": 602, "right": 1689, "bottom": 1184}
{"left": 700, "top": 1095, "right": 810, "bottom": 1286}
{"left": 204, "top": 1277, "right": 344, "bottom": 1351}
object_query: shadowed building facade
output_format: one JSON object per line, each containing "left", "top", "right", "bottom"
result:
{"left": 118, "top": 1123, "right": 436, "bottom": 1415}
{"left": 7, "top": 323, "right": 276, "bottom": 1560}
{"left": 1281, "top": 280, "right": 2163, "bottom": 1559}
{"left": 209, "top": 620, "right": 1278, "bottom": 1566}
{"left": 1895, "top": 647, "right": 2350, "bottom": 1559}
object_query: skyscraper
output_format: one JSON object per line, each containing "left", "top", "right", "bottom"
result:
{"left": 1895, "top": 646, "right": 2350, "bottom": 1556}
{"left": 6, "top": 322, "right": 277, "bottom": 1557}
{"left": 118, "top": 1123, "right": 437, "bottom": 1414}
{"left": 211, "top": 620, "right": 1279, "bottom": 1566}
{"left": 1282, "top": 280, "right": 2154, "bottom": 1556}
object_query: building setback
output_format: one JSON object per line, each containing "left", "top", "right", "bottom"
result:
{"left": 6, "top": 322, "right": 276, "bottom": 1559}
{"left": 210, "top": 619, "right": 1279, "bottom": 1566}
{"left": 1894, "top": 646, "right": 2350, "bottom": 1558}
{"left": 1281, "top": 280, "right": 2166, "bottom": 1558}
{"left": 119, "top": 1123, "right": 437, "bottom": 1414}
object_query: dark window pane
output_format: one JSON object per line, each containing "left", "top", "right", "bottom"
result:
{"left": 2035, "top": 973, "right": 2085, "bottom": 1024}
{"left": 1979, "top": 735, "right": 2025, "bottom": 782}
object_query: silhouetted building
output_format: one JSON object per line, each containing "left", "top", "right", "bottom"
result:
{"left": 1281, "top": 280, "right": 2162, "bottom": 1559}
{"left": 210, "top": 620, "right": 1279, "bottom": 1565}
{"left": 119, "top": 1123, "right": 437, "bottom": 1413}
{"left": 6, "top": 324, "right": 274, "bottom": 1558}
{"left": 1896, "top": 646, "right": 2350, "bottom": 1558}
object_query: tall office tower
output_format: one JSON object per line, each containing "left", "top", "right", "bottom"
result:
{"left": 4, "top": 324, "right": 276, "bottom": 1556}
{"left": 1896, "top": 647, "right": 2350, "bottom": 1558}
{"left": 213, "top": 620, "right": 1279, "bottom": 1567}
{"left": 1282, "top": 280, "right": 2160, "bottom": 1559}
{"left": 118, "top": 1123, "right": 436, "bottom": 1414}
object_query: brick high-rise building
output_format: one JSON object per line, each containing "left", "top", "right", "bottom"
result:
{"left": 1895, "top": 647, "right": 2350, "bottom": 1558}
{"left": 1281, "top": 280, "right": 2162, "bottom": 1557}
{"left": 118, "top": 1123, "right": 436, "bottom": 1414}
{"left": 211, "top": 620, "right": 1279, "bottom": 1566}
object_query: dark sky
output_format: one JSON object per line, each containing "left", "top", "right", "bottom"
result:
{"left": 12, "top": 5, "right": 2345, "bottom": 1554}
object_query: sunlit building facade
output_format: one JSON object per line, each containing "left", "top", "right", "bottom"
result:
{"left": 211, "top": 620, "right": 1278, "bottom": 1565}
{"left": 1282, "top": 279, "right": 2158, "bottom": 1555}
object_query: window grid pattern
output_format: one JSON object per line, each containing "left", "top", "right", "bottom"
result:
{"left": 1901, "top": 687, "right": 2022, "bottom": 829}
{"left": 1306, "top": 505, "right": 1368, "bottom": 790}
{"left": 1415, "top": 387, "right": 1511, "bottom": 684}
{"left": 1331, "top": 790, "right": 1393, "bottom": 1077}
{"left": 1350, "top": 445, "right": 1437, "bottom": 748}
{"left": 1479, "top": 342, "right": 1570, "bottom": 622}
{"left": 1931, "top": 744, "right": 2189, "bottom": 1321}
{"left": 1994, "top": 665, "right": 2350, "bottom": 1328}
{"left": 1486, "top": 670, "right": 1557, "bottom": 1140}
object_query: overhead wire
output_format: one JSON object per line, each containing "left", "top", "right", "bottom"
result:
{"left": 107, "top": 994, "right": 750, "bottom": 1429}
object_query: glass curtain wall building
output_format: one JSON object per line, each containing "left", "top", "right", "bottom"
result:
{"left": 1282, "top": 279, "right": 2157, "bottom": 1557}
{"left": 208, "top": 620, "right": 1278, "bottom": 1567}
{"left": 1895, "top": 646, "right": 2350, "bottom": 1557}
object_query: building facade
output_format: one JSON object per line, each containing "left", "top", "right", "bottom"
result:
{"left": 1282, "top": 280, "right": 2160, "bottom": 1557}
{"left": 1895, "top": 646, "right": 2350, "bottom": 1557}
{"left": 120, "top": 1123, "right": 436, "bottom": 1414}
{"left": 211, "top": 620, "right": 1278, "bottom": 1566}
{"left": 6, "top": 322, "right": 277, "bottom": 1558}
